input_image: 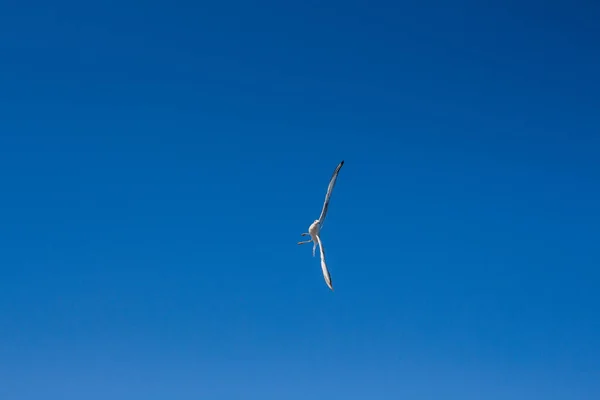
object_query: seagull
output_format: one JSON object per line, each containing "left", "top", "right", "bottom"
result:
{"left": 297, "top": 160, "right": 344, "bottom": 291}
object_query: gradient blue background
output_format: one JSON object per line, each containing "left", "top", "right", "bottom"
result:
{"left": 1, "top": 1, "right": 599, "bottom": 399}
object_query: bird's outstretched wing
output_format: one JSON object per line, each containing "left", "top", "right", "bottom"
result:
{"left": 315, "top": 234, "right": 333, "bottom": 290}
{"left": 317, "top": 160, "right": 344, "bottom": 227}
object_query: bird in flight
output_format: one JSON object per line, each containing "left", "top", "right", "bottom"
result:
{"left": 297, "top": 160, "right": 345, "bottom": 291}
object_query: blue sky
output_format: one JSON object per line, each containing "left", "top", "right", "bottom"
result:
{"left": 1, "top": 1, "right": 599, "bottom": 399}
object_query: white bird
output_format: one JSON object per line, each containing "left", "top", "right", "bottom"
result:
{"left": 298, "top": 160, "right": 344, "bottom": 291}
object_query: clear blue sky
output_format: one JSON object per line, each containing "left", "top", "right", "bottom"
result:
{"left": 1, "top": 1, "right": 599, "bottom": 399}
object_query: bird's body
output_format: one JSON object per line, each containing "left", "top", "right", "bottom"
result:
{"left": 308, "top": 219, "right": 320, "bottom": 254}
{"left": 298, "top": 160, "right": 344, "bottom": 291}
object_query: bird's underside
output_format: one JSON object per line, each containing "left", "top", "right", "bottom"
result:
{"left": 298, "top": 160, "right": 344, "bottom": 291}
